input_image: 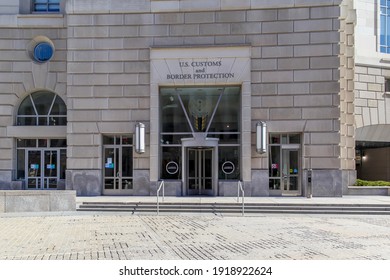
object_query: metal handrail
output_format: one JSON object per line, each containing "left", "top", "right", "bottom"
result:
{"left": 157, "top": 180, "right": 165, "bottom": 215}
{"left": 237, "top": 180, "right": 245, "bottom": 216}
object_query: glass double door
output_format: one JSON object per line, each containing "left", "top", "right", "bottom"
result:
{"left": 269, "top": 147, "right": 300, "bottom": 196}
{"left": 26, "top": 149, "right": 60, "bottom": 189}
{"left": 103, "top": 146, "right": 133, "bottom": 195}
{"left": 187, "top": 148, "right": 213, "bottom": 195}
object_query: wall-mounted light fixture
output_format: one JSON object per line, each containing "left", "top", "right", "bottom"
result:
{"left": 135, "top": 122, "right": 145, "bottom": 154}
{"left": 256, "top": 121, "right": 267, "bottom": 154}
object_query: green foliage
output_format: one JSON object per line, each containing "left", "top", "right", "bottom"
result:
{"left": 355, "top": 179, "right": 390, "bottom": 186}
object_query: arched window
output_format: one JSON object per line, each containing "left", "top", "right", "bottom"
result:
{"left": 17, "top": 91, "right": 67, "bottom": 126}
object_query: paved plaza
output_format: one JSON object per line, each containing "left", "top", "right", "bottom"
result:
{"left": 0, "top": 209, "right": 390, "bottom": 260}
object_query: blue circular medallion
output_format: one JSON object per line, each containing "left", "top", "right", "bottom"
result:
{"left": 33, "top": 42, "right": 54, "bottom": 63}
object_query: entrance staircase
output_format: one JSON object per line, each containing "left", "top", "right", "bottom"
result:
{"left": 77, "top": 200, "right": 390, "bottom": 215}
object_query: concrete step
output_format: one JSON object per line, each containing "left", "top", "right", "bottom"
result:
{"left": 77, "top": 201, "right": 390, "bottom": 215}
{"left": 77, "top": 203, "right": 390, "bottom": 209}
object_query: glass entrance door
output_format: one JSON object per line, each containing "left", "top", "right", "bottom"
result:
{"left": 44, "top": 150, "right": 58, "bottom": 189}
{"left": 26, "top": 149, "right": 59, "bottom": 189}
{"left": 103, "top": 136, "right": 133, "bottom": 195}
{"left": 281, "top": 149, "right": 300, "bottom": 195}
{"left": 187, "top": 148, "right": 213, "bottom": 195}
{"left": 269, "top": 147, "right": 300, "bottom": 196}
{"left": 269, "top": 133, "right": 301, "bottom": 196}
{"left": 27, "top": 150, "right": 41, "bottom": 189}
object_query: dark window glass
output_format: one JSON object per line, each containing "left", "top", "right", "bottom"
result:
{"left": 59, "top": 149, "right": 66, "bottom": 179}
{"left": 207, "top": 87, "right": 240, "bottom": 133}
{"left": 181, "top": 89, "right": 220, "bottom": 132}
{"left": 103, "top": 136, "right": 115, "bottom": 145}
{"left": 269, "top": 179, "right": 281, "bottom": 190}
{"left": 207, "top": 133, "right": 240, "bottom": 144}
{"left": 16, "top": 150, "right": 25, "bottom": 180}
{"left": 270, "top": 135, "right": 280, "bottom": 144}
{"left": 17, "top": 116, "right": 36, "bottom": 126}
{"left": 32, "top": 91, "right": 54, "bottom": 115}
{"left": 161, "top": 134, "right": 192, "bottom": 145}
{"left": 50, "top": 96, "right": 67, "bottom": 115}
{"left": 104, "top": 179, "right": 114, "bottom": 189}
{"left": 122, "top": 137, "right": 132, "bottom": 145}
{"left": 38, "top": 139, "right": 48, "bottom": 147}
{"left": 161, "top": 147, "right": 181, "bottom": 180}
{"left": 218, "top": 147, "right": 240, "bottom": 180}
{"left": 49, "top": 116, "right": 67, "bottom": 126}
{"left": 269, "top": 146, "right": 281, "bottom": 178}
{"left": 385, "top": 79, "right": 390, "bottom": 92}
{"left": 160, "top": 87, "right": 240, "bottom": 133}
{"left": 17, "top": 139, "right": 37, "bottom": 148}
{"left": 289, "top": 134, "right": 301, "bottom": 144}
{"left": 122, "top": 147, "right": 133, "bottom": 177}
{"left": 160, "top": 89, "right": 191, "bottom": 133}
{"left": 50, "top": 139, "right": 67, "bottom": 147}
{"left": 18, "top": 95, "right": 36, "bottom": 115}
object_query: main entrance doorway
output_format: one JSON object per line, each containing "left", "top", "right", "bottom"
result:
{"left": 187, "top": 148, "right": 213, "bottom": 195}
{"left": 160, "top": 86, "right": 240, "bottom": 196}
{"left": 26, "top": 149, "right": 64, "bottom": 189}
{"left": 269, "top": 134, "right": 301, "bottom": 196}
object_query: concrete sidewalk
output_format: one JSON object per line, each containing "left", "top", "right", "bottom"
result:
{"left": 1, "top": 196, "right": 389, "bottom": 260}
{"left": 1, "top": 209, "right": 390, "bottom": 260}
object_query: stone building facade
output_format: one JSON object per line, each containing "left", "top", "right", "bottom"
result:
{"left": 352, "top": 0, "right": 390, "bottom": 182}
{"left": 0, "top": 0, "right": 358, "bottom": 197}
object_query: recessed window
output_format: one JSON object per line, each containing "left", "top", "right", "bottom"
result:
{"left": 17, "top": 91, "right": 67, "bottom": 126}
{"left": 385, "top": 78, "right": 390, "bottom": 92}
{"left": 33, "top": 0, "right": 60, "bottom": 13}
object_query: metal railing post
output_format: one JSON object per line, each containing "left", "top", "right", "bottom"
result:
{"left": 162, "top": 181, "right": 165, "bottom": 202}
{"left": 237, "top": 181, "right": 240, "bottom": 202}
{"left": 237, "top": 181, "right": 245, "bottom": 216}
{"left": 157, "top": 182, "right": 159, "bottom": 215}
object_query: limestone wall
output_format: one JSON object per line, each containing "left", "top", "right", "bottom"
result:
{"left": 0, "top": 17, "right": 67, "bottom": 185}
{"left": 0, "top": 0, "right": 346, "bottom": 196}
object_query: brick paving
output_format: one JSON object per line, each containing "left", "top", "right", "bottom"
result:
{"left": 0, "top": 212, "right": 389, "bottom": 260}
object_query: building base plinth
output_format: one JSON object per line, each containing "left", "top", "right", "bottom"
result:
{"left": 0, "top": 190, "right": 76, "bottom": 212}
